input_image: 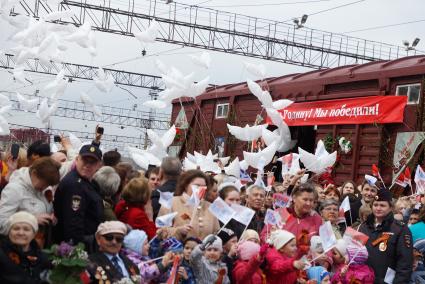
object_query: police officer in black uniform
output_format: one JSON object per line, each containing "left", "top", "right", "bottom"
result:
{"left": 359, "top": 186, "right": 413, "bottom": 283}
{"left": 53, "top": 144, "right": 103, "bottom": 253}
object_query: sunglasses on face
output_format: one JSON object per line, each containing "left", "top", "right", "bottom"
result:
{"left": 102, "top": 234, "right": 124, "bottom": 243}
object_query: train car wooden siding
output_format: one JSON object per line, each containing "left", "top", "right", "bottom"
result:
{"left": 171, "top": 55, "right": 425, "bottom": 185}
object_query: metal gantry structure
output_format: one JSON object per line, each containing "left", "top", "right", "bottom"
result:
{"left": 0, "top": 53, "right": 169, "bottom": 151}
{"left": 2, "top": 91, "right": 171, "bottom": 130}
{"left": 7, "top": 123, "right": 144, "bottom": 156}
{"left": 11, "top": 0, "right": 421, "bottom": 69}
{"left": 0, "top": 53, "right": 165, "bottom": 90}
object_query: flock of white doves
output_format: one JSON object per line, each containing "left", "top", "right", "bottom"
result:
{"left": 0, "top": 0, "right": 336, "bottom": 176}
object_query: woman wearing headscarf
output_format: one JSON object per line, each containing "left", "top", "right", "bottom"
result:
{"left": 0, "top": 211, "right": 50, "bottom": 283}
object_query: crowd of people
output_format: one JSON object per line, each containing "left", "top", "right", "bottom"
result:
{"left": 0, "top": 131, "right": 424, "bottom": 284}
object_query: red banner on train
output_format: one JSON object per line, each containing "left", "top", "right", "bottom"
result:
{"left": 274, "top": 95, "right": 407, "bottom": 126}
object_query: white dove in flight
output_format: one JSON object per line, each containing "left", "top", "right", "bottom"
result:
{"left": 36, "top": 98, "right": 57, "bottom": 124}
{"left": 189, "top": 51, "right": 211, "bottom": 69}
{"left": 244, "top": 62, "right": 266, "bottom": 79}
{"left": 224, "top": 157, "right": 241, "bottom": 178}
{"left": 16, "top": 93, "right": 38, "bottom": 112}
{"left": 134, "top": 19, "right": 159, "bottom": 46}
{"left": 80, "top": 92, "right": 102, "bottom": 117}
{"left": 243, "top": 141, "right": 278, "bottom": 169}
{"left": 44, "top": 69, "right": 68, "bottom": 99}
{"left": 227, "top": 123, "right": 267, "bottom": 142}
{"left": 247, "top": 79, "right": 293, "bottom": 110}
{"left": 93, "top": 68, "right": 115, "bottom": 93}
{"left": 298, "top": 140, "right": 337, "bottom": 174}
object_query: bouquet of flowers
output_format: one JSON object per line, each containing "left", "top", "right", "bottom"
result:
{"left": 44, "top": 242, "right": 89, "bottom": 284}
{"left": 339, "top": 137, "right": 352, "bottom": 154}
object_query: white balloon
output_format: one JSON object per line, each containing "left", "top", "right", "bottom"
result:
{"left": 227, "top": 123, "right": 266, "bottom": 142}
{"left": 189, "top": 51, "right": 211, "bottom": 69}
{"left": 134, "top": 19, "right": 159, "bottom": 46}
{"left": 298, "top": 140, "right": 337, "bottom": 174}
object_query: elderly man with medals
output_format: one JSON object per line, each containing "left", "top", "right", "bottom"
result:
{"left": 359, "top": 185, "right": 413, "bottom": 283}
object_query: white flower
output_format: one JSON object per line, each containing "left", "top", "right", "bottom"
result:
{"left": 338, "top": 137, "right": 352, "bottom": 154}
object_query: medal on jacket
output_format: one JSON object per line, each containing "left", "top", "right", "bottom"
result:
{"left": 371, "top": 232, "right": 393, "bottom": 252}
{"left": 378, "top": 241, "right": 387, "bottom": 252}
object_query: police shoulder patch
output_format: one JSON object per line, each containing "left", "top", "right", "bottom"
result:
{"left": 404, "top": 234, "right": 412, "bottom": 248}
{"left": 71, "top": 195, "right": 82, "bottom": 211}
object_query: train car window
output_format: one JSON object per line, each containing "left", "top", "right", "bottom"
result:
{"left": 216, "top": 103, "right": 229, "bottom": 119}
{"left": 396, "top": 83, "right": 421, "bottom": 104}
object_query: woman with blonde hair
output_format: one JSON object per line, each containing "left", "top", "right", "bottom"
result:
{"left": 1, "top": 146, "right": 27, "bottom": 191}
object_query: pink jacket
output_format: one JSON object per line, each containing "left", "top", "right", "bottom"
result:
{"left": 331, "top": 264, "right": 375, "bottom": 284}
{"left": 264, "top": 247, "right": 298, "bottom": 284}
{"left": 232, "top": 256, "right": 265, "bottom": 284}
{"left": 261, "top": 208, "right": 322, "bottom": 247}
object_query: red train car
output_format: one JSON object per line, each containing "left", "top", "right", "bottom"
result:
{"left": 171, "top": 55, "right": 425, "bottom": 186}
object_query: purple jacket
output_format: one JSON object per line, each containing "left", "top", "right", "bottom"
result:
{"left": 121, "top": 248, "right": 161, "bottom": 284}
{"left": 331, "top": 263, "right": 375, "bottom": 284}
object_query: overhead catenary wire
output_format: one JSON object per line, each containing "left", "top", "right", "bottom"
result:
{"left": 204, "top": 0, "right": 333, "bottom": 8}
{"left": 344, "top": 18, "right": 425, "bottom": 34}
{"left": 307, "top": 0, "right": 365, "bottom": 17}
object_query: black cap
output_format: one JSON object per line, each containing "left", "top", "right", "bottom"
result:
{"left": 375, "top": 187, "right": 392, "bottom": 203}
{"left": 79, "top": 144, "right": 102, "bottom": 161}
{"left": 217, "top": 227, "right": 236, "bottom": 244}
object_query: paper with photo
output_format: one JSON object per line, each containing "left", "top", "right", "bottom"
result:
{"left": 209, "top": 197, "right": 235, "bottom": 224}
{"left": 264, "top": 209, "right": 282, "bottom": 226}
{"left": 231, "top": 204, "right": 255, "bottom": 226}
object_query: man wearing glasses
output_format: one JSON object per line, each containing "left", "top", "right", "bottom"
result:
{"left": 87, "top": 221, "right": 139, "bottom": 282}
{"left": 53, "top": 144, "right": 103, "bottom": 252}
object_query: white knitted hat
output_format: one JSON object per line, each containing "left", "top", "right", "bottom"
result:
{"left": 334, "top": 239, "right": 348, "bottom": 257}
{"left": 7, "top": 211, "right": 38, "bottom": 233}
{"left": 271, "top": 229, "right": 295, "bottom": 250}
{"left": 204, "top": 234, "right": 223, "bottom": 252}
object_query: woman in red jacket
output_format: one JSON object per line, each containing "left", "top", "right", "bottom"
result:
{"left": 233, "top": 241, "right": 266, "bottom": 284}
{"left": 115, "top": 178, "right": 157, "bottom": 239}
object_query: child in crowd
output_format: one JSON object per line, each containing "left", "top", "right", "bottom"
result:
{"left": 240, "top": 229, "right": 260, "bottom": 244}
{"left": 394, "top": 199, "right": 410, "bottom": 221}
{"left": 351, "top": 204, "right": 372, "bottom": 229}
{"left": 178, "top": 237, "right": 201, "bottom": 284}
{"left": 308, "top": 236, "right": 333, "bottom": 271}
{"left": 408, "top": 208, "right": 420, "bottom": 226}
{"left": 331, "top": 243, "right": 374, "bottom": 284}
{"left": 331, "top": 239, "right": 348, "bottom": 274}
{"left": 265, "top": 229, "right": 306, "bottom": 284}
{"left": 122, "top": 229, "right": 175, "bottom": 284}
{"left": 306, "top": 266, "right": 331, "bottom": 284}
{"left": 218, "top": 228, "right": 238, "bottom": 283}
{"left": 232, "top": 241, "right": 267, "bottom": 284}
{"left": 190, "top": 234, "right": 230, "bottom": 284}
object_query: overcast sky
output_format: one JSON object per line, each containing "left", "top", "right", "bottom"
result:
{"left": 1, "top": 0, "right": 424, "bottom": 153}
